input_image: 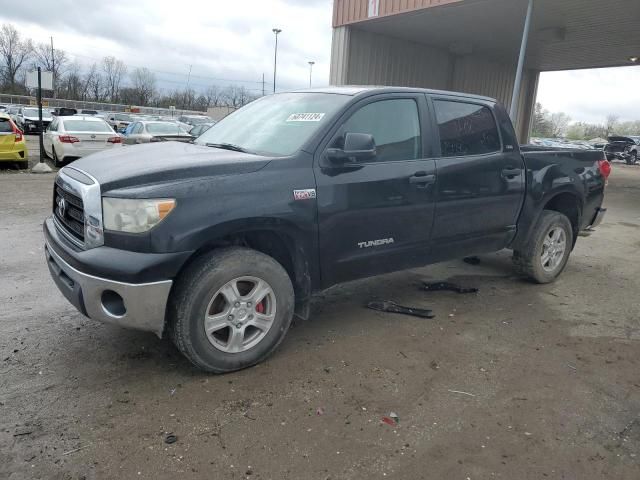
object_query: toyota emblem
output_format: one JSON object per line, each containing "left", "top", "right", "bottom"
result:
{"left": 57, "top": 196, "right": 67, "bottom": 218}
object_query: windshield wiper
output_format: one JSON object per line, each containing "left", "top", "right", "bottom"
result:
{"left": 205, "top": 142, "right": 247, "bottom": 153}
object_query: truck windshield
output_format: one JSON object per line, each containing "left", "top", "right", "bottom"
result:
{"left": 195, "top": 93, "right": 350, "bottom": 156}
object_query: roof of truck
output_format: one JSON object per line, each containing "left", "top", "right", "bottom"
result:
{"left": 290, "top": 86, "right": 496, "bottom": 102}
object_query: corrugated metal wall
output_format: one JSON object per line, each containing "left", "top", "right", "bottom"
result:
{"left": 333, "top": 0, "right": 464, "bottom": 27}
{"left": 329, "top": 26, "right": 539, "bottom": 140}
{"left": 340, "top": 28, "right": 452, "bottom": 89}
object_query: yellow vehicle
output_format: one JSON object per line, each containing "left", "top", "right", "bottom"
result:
{"left": 0, "top": 112, "right": 28, "bottom": 169}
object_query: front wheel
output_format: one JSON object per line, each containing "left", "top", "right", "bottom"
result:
{"left": 513, "top": 211, "right": 574, "bottom": 284}
{"left": 627, "top": 151, "right": 638, "bottom": 165}
{"left": 168, "top": 247, "right": 295, "bottom": 373}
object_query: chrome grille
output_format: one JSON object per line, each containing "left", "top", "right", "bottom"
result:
{"left": 54, "top": 184, "right": 85, "bottom": 242}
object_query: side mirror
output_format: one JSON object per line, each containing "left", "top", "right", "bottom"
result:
{"left": 327, "top": 132, "right": 376, "bottom": 164}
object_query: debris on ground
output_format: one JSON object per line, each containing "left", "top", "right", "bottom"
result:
{"left": 381, "top": 416, "right": 396, "bottom": 427}
{"left": 389, "top": 412, "right": 399, "bottom": 423}
{"left": 316, "top": 407, "right": 325, "bottom": 416}
{"left": 165, "top": 433, "right": 178, "bottom": 444}
{"left": 422, "top": 282, "right": 478, "bottom": 294}
{"left": 447, "top": 389, "right": 476, "bottom": 397}
{"left": 367, "top": 301, "right": 435, "bottom": 319}
{"left": 463, "top": 256, "right": 481, "bottom": 265}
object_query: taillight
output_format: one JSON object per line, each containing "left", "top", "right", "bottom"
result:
{"left": 9, "top": 120, "right": 22, "bottom": 142}
{"left": 59, "top": 135, "right": 80, "bottom": 144}
{"left": 107, "top": 136, "right": 122, "bottom": 144}
{"left": 598, "top": 159, "right": 611, "bottom": 179}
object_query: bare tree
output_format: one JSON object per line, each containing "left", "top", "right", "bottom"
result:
{"left": 605, "top": 114, "right": 619, "bottom": 137}
{"left": 204, "top": 84, "right": 224, "bottom": 107}
{"left": 32, "top": 41, "right": 67, "bottom": 95}
{"left": 222, "top": 85, "right": 255, "bottom": 108}
{"left": 549, "top": 112, "right": 571, "bottom": 138}
{"left": 59, "top": 62, "right": 83, "bottom": 100}
{"left": 102, "top": 56, "right": 127, "bottom": 103}
{"left": 84, "top": 63, "right": 103, "bottom": 101}
{"left": 130, "top": 67, "right": 156, "bottom": 105}
{"left": 0, "top": 23, "right": 32, "bottom": 93}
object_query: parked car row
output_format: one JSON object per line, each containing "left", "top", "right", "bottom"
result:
{"left": 603, "top": 136, "right": 639, "bottom": 164}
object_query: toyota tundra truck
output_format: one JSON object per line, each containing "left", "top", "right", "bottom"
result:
{"left": 44, "top": 87, "right": 609, "bottom": 372}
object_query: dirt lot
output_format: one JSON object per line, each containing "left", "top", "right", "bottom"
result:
{"left": 1, "top": 137, "right": 639, "bottom": 479}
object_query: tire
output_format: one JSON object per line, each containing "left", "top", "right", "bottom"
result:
{"left": 168, "top": 247, "right": 295, "bottom": 373}
{"left": 17, "top": 161, "right": 28, "bottom": 170}
{"left": 52, "top": 147, "right": 62, "bottom": 168}
{"left": 513, "top": 210, "right": 574, "bottom": 284}
{"left": 628, "top": 151, "right": 638, "bottom": 165}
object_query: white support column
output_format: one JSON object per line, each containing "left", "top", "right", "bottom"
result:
{"left": 510, "top": 0, "right": 534, "bottom": 121}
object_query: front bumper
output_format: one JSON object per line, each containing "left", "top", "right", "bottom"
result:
{"left": 45, "top": 238, "right": 173, "bottom": 337}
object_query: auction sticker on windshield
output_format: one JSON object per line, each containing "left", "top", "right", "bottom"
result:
{"left": 286, "top": 113, "right": 325, "bottom": 122}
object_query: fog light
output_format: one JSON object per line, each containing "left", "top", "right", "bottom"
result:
{"left": 101, "top": 290, "right": 126, "bottom": 317}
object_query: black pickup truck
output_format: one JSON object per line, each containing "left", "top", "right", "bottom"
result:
{"left": 44, "top": 87, "right": 609, "bottom": 372}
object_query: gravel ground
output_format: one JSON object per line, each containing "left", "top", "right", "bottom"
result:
{"left": 1, "top": 137, "right": 639, "bottom": 479}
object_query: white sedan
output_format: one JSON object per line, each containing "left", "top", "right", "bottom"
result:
{"left": 43, "top": 116, "right": 123, "bottom": 167}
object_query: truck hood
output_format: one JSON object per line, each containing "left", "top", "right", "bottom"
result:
{"left": 69, "top": 141, "right": 273, "bottom": 191}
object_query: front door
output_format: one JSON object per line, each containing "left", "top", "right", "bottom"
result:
{"left": 314, "top": 94, "right": 437, "bottom": 287}
{"left": 429, "top": 97, "right": 526, "bottom": 260}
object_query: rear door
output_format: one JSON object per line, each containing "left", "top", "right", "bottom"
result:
{"left": 314, "top": 94, "right": 438, "bottom": 287}
{"left": 429, "top": 96, "right": 525, "bottom": 260}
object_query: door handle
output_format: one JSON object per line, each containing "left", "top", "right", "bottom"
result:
{"left": 501, "top": 168, "right": 522, "bottom": 179}
{"left": 409, "top": 173, "right": 436, "bottom": 185}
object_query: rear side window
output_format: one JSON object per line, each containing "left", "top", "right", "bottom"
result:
{"left": 0, "top": 118, "right": 12, "bottom": 133}
{"left": 434, "top": 101, "right": 501, "bottom": 157}
{"left": 340, "top": 99, "right": 421, "bottom": 162}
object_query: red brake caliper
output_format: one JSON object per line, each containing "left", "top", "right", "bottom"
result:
{"left": 255, "top": 301, "right": 265, "bottom": 314}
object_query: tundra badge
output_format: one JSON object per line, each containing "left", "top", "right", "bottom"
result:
{"left": 293, "top": 189, "right": 317, "bottom": 201}
{"left": 358, "top": 238, "right": 394, "bottom": 249}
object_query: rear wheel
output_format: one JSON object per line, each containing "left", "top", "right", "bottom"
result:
{"left": 628, "top": 151, "right": 638, "bottom": 165}
{"left": 513, "top": 210, "right": 574, "bottom": 284}
{"left": 52, "top": 147, "right": 62, "bottom": 167}
{"left": 168, "top": 247, "right": 295, "bottom": 373}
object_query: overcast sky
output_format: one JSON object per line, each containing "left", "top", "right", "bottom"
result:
{"left": 1, "top": 0, "right": 638, "bottom": 125}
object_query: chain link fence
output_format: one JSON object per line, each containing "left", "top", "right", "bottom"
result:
{"left": 0, "top": 93, "right": 205, "bottom": 116}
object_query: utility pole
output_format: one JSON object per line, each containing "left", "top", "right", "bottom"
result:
{"left": 272, "top": 28, "right": 282, "bottom": 93}
{"left": 50, "top": 37, "right": 55, "bottom": 98}
{"left": 183, "top": 64, "right": 192, "bottom": 111}
{"left": 262, "top": 73, "right": 266, "bottom": 96}
{"left": 308, "top": 61, "right": 315, "bottom": 88}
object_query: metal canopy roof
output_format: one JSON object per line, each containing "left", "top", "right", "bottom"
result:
{"left": 351, "top": 0, "right": 640, "bottom": 71}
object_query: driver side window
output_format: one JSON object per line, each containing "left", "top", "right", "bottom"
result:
{"left": 338, "top": 99, "right": 422, "bottom": 163}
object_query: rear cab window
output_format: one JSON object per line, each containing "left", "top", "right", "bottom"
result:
{"left": 433, "top": 100, "right": 501, "bottom": 157}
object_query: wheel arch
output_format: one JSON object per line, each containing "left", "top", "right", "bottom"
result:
{"left": 542, "top": 191, "right": 582, "bottom": 246}
{"left": 172, "top": 218, "right": 315, "bottom": 322}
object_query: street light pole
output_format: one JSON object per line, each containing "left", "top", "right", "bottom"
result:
{"left": 308, "top": 61, "right": 315, "bottom": 88}
{"left": 272, "top": 28, "right": 282, "bottom": 93}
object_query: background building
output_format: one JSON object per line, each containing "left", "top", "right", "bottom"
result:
{"left": 330, "top": 0, "right": 640, "bottom": 141}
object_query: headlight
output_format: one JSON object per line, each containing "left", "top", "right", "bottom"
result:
{"left": 103, "top": 198, "right": 176, "bottom": 233}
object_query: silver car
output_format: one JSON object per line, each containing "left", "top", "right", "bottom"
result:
{"left": 123, "top": 121, "right": 194, "bottom": 145}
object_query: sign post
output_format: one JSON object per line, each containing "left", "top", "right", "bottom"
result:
{"left": 28, "top": 67, "right": 53, "bottom": 173}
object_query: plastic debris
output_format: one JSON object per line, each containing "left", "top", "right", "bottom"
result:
{"left": 316, "top": 407, "right": 325, "bottom": 416}
{"left": 367, "top": 301, "right": 435, "bottom": 319}
{"left": 165, "top": 433, "right": 177, "bottom": 444}
{"left": 423, "top": 282, "right": 478, "bottom": 294}
{"left": 389, "top": 412, "right": 399, "bottom": 423}
{"left": 381, "top": 416, "right": 396, "bottom": 426}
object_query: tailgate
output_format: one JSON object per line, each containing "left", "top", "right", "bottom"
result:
{"left": 0, "top": 133, "right": 16, "bottom": 152}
